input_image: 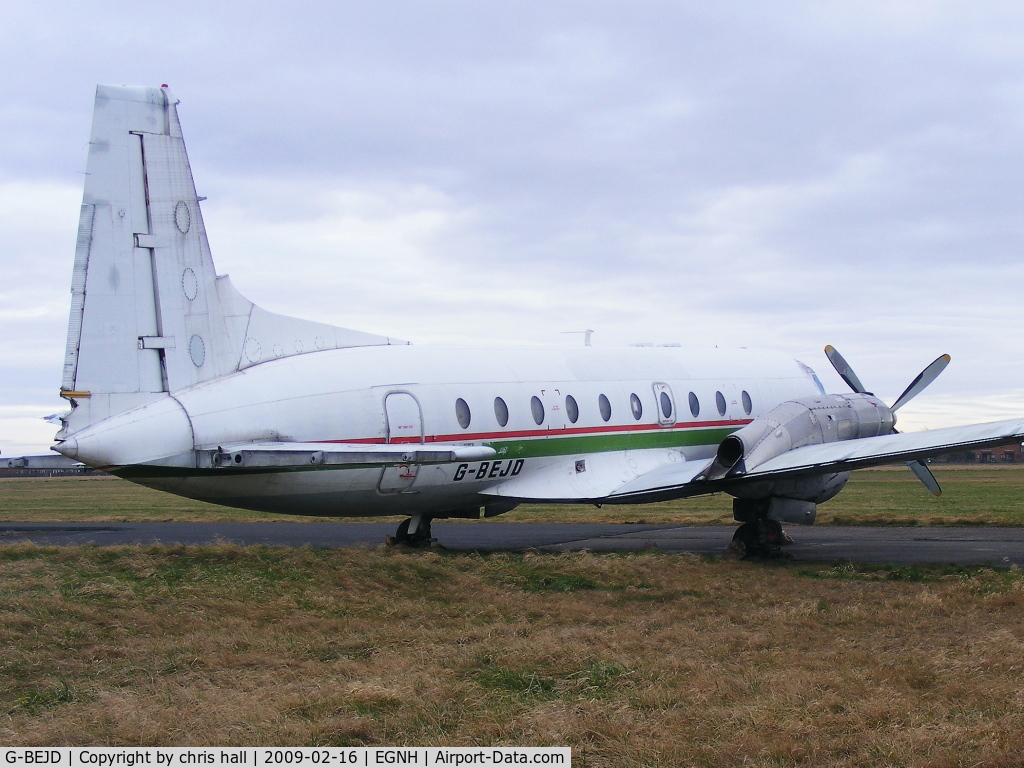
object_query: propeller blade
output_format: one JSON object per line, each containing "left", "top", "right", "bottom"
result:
{"left": 890, "top": 354, "right": 951, "bottom": 412}
{"left": 824, "top": 345, "right": 869, "bottom": 394}
{"left": 907, "top": 460, "right": 942, "bottom": 497}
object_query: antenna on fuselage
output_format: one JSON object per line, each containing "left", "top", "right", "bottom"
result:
{"left": 561, "top": 330, "right": 594, "bottom": 346}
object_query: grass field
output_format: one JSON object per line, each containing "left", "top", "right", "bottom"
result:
{"left": 2, "top": 545, "right": 1024, "bottom": 765}
{"left": 2, "top": 465, "right": 1023, "bottom": 525}
{"left": 2, "top": 468, "right": 1024, "bottom": 763}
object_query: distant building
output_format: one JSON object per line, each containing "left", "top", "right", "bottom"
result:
{"left": 932, "top": 442, "right": 1024, "bottom": 464}
{"left": 0, "top": 454, "right": 96, "bottom": 478}
{"left": 975, "top": 442, "right": 1023, "bottom": 463}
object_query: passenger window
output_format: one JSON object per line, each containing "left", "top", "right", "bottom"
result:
{"left": 566, "top": 395, "right": 579, "bottom": 424}
{"left": 715, "top": 391, "right": 726, "bottom": 417}
{"left": 660, "top": 391, "right": 673, "bottom": 420}
{"left": 456, "top": 398, "right": 471, "bottom": 429}
{"left": 630, "top": 393, "right": 642, "bottom": 420}
{"left": 531, "top": 395, "right": 545, "bottom": 425}
{"left": 688, "top": 392, "right": 699, "bottom": 418}
{"left": 494, "top": 397, "right": 509, "bottom": 427}
{"left": 741, "top": 390, "right": 752, "bottom": 416}
{"left": 598, "top": 394, "right": 612, "bottom": 422}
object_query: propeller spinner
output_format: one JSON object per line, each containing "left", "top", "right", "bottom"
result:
{"left": 824, "top": 346, "right": 951, "bottom": 497}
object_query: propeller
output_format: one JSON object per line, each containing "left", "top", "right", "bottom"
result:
{"left": 824, "top": 346, "right": 951, "bottom": 497}
{"left": 907, "top": 458, "right": 942, "bottom": 496}
{"left": 890, "top": 354, "right": 950, "bottom": 413}
{"left": 823, "top": 345, "right": 870, "bottom": 395}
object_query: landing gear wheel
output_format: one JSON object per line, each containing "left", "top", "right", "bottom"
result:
{"left": 728, "top": 522, "right": 757, "bottom": 557}
{"left": 761, "top": 519, "right": 795, "bottom": 545}
{"left": 386, "top": 515, "right": 435, "bottom": 548}
{"left": 728, "top": 519, "right": 790, "bottom": 560}
{"left": 764, "top": 519, "right": 784, "bottom": 546}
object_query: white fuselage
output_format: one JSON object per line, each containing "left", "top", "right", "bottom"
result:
{"left": 67, "top": 344, "right": 821, "bottom": 517}
{"left": 48, "top": 86, "right": 1024, "bottom": 533}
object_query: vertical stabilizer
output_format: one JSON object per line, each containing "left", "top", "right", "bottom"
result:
{"left": 63, "top": 87, "right": 169, "bottom": 401}
{"left": 60, "top": 85, "right": 404, "bottom": 435}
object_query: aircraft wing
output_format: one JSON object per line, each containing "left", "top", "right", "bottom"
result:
{"left": 198, "top": 442, "right": 495, "bottom": 469}
{"left": 482, "top": 418, "right": 1024, "bottom": 504}
{"left": 609, "top": 417, "right": 1024, "bottom": 501}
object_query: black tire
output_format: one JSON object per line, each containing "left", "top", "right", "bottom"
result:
{"left": 732, "top": 521, "right": 756, "bottom": 543}
{"left": 394, "top": 518, "right": 412, "bottom": 544}
{"left": 395, "top": 517, "right": 433, "bottom": 547}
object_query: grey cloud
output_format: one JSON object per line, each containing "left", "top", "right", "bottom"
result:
{"left": 3, "top": 1, "right": 1024, "bottom": 451}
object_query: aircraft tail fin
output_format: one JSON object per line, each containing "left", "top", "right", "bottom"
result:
{"left": 60, "top": 85, "right": 403, "bottom": 433}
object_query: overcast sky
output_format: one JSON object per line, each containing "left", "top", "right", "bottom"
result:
{"left": 3, "top": 1, "right": 1024, "bottom": 455}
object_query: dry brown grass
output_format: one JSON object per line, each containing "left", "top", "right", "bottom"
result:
{"left": 3, "top": 545, "right": 1024, "bottom": 765}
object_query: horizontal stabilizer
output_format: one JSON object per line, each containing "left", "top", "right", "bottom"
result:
{"left": 234, "top": 302, "right": 404, "bottom": 371}
{"left": 198, "top": 441, "right": 495, "bottom": 469}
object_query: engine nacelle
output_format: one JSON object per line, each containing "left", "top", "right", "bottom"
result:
{"left": 701, "top": 393, "right": 895, "bottom": 523}
{"left": 706, "top": 393, "right": 893, "bottom": 479}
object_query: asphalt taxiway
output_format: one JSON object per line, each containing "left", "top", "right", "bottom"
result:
{"left": 2, "top": 521, "right": 1023, "bottom": 565}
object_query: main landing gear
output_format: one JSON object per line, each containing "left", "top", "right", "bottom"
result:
{"left": 385, "top": 504, "right": 517, "bottom": 549}
{"left": 386, "top": 514, "right": 436, "bottom": 548}
{"left": 728, "top": 499, "right": 796, "bottom": 559}
{"left": 729, "top": 518, "right": 793, "bottom": 559}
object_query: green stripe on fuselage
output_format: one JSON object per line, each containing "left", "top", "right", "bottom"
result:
{"left": 113, "top": 425, "right": 733, "bottom": 479}
{"left": 484, "top": 425, "right": 734, "bottom": 458}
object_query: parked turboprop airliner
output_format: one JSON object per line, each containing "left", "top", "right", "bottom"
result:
{"left": 41, "top": 85, "right": 1024, "bottom": 555}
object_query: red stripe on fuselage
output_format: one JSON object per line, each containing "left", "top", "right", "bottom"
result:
{"left": 319, "top": 418, "right": 753, "bottom": 446}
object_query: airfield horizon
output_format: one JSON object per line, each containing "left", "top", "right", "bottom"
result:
{"left": 2, "top": 466, "right": 1023, "bottom": 527}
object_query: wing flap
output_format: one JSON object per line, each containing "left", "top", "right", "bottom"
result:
{"left": 481, "top": 449, "right": 697, "bottom": 502}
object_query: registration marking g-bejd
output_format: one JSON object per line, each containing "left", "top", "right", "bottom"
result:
{"left": 453, "top": 459, "right": 525, "bottom": 481}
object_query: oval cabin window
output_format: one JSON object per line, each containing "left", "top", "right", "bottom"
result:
{"left": 630, "top": 393, "right": 643, "bottom": 420}
{"left": 741, "top": 390, "right": 752, "bottom": 416}
{"left": 598, "top": 394, "right": 612, "bottom": 422}
{"left": 494, "top": 397, "right": 509, "bottom": 427}
{"left": 660, "top": 391, "right": 673, "bottom": 420}
{"left": 456, "top": 398, "right": 471, "bottom": 429}
{"left": 688, "top": 392, "right": 700, "bottom": 418}
{"left": 715, "top": 391, "right": 727, "bottom": 417}
{"left": 565, "top": 395, "right": 579, "bottom": 424}
{"left": 531, "top": 396, "right": 545, "bottom": 425}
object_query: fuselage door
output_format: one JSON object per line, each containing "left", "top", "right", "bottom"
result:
{"left": 379, "top": 391, "right": 423, "bottom": 494}
{"left": 384, "top": 391, "right": 424, "bottom": 444}
{"left": 652, "top": 382, "right": 676, "bottom": 426}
